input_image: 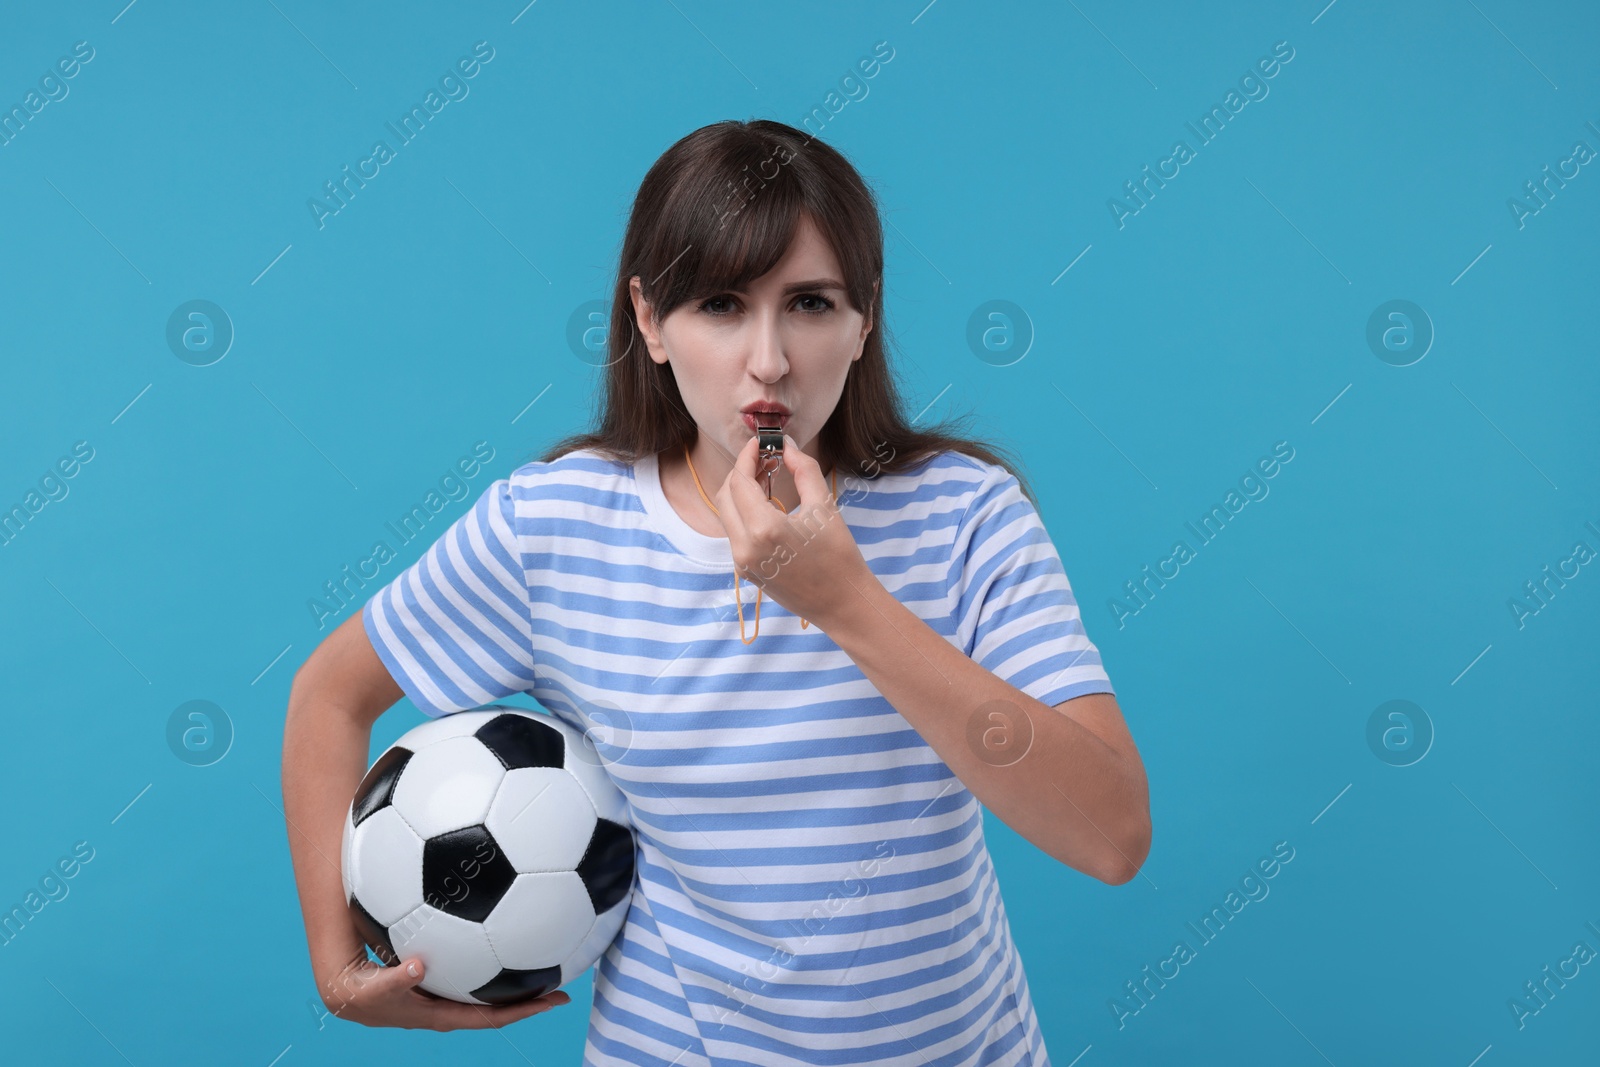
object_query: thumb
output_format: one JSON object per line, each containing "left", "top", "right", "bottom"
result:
{"left": 781, "top": 435, "right": 830, "bottom": 503}
{"left": 398, "top": 956, "right": 426, "bottom": 986}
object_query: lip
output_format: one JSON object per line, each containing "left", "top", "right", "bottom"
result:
{"left": 740, "top": 402, "right": 791, "bottom": 433}
{"left": 741, "top": 411, "right": 789, "bottom": 432}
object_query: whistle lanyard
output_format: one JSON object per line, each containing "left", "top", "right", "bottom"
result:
{"left": 683, "top": 443, "right": 838, "bottom": 644}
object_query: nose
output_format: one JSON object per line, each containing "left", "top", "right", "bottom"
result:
{"left": 746, "top": 309, "right": 788, "bottom": 384}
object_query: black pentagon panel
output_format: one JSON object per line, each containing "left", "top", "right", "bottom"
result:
{"left": 575, "top": 818, "right": 635, "bottom": 915}
{"left": 476, "top": 713, "right": 565, "bottom": 771}
{"left": 348, "top": 894, "right": 399, "bottom": 968}
{"left": 472, "top": 965, "right": 563, "bottom": 1005}
{"left": 352, "top": 746, "right": 413, "bottom": 827}
{"left": 422, "top": 824, "right": 517, "bottom": 922}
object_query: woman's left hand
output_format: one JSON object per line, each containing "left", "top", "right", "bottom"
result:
{"left": 713, "top": 434, "right": 875, "bottom": 630}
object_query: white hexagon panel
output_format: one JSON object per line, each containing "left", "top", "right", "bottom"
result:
{"left": 563, "top": 747, "right": 631, "bottom": 827}
{"left": 388, "top": 904, "right": 502, "bottom": 1005}
{"left": 565, "top": 894, "right": 630, "bottom": 985}
{"left": 346, "top": 806, "right": 425, "bottom": 926}
{"left": 487, "top": 767, "right": 597, "bottom": 873}
{"left": 390, "top": 735, "right": 506, "bottom": 839}
{"left": 482, "top": 871, "right": 596, "bottom": 970}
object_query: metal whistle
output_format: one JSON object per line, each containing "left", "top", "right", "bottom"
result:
{"left": 756, "top": 425, "right": 784, "bottom": 502}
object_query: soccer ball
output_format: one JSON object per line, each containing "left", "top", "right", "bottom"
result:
{"left": 340, "top": 706, "right": 635, "bottom": 1005}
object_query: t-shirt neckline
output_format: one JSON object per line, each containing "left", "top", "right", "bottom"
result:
{"left": 632, "top": 449, "right": 737, "bottom": 568}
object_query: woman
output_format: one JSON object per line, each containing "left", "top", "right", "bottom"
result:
{"left": 283, "top": 118, "right": 1151, "bottom": 1065}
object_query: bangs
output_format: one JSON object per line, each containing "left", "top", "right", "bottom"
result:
{"left": 642, "top": 143, "right": 812, "bottom": 317}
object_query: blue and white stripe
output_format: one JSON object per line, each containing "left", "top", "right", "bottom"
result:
{"left": 363, "top": 447, "right": 1113, "bottom": 1066}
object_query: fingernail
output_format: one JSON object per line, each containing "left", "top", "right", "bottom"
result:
{"left": 407, "top": 962, "right": 420, "bottom": 977}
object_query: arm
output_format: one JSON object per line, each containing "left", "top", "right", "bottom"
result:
{"left": 282, "top": 611, "right": 400, "bottom": 1009}
{"left": 713, "top": 436, "right": 1151, "bottom": 885}
{"left": 825, "top": 584, "right": 1150, "bottom": 884}
{"left": 281, "top": 610, "right": 569, "bottom": 1027}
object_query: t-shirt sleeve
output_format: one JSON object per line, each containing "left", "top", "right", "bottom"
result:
{"left": 361, "top": 477, "right": 538, "bottom": 718}
{"left": 945, "top": 463, "right": 1114, "bottom": 707}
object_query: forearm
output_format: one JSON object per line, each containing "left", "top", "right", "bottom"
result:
{"left": 282, "top": 670, "right": 373, "bottom": 998}
{"left": 828, "top": 573, "right": 1149, "bottom": 882}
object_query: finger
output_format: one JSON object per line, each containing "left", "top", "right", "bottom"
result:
{"left": 719, "top": 436, "right": 772, "bottom": 521}
{"left": 716, "top": 462, "right": 757, "bottom": 570}
{"left": 428, "top": 989, "right": 571, "bottom": 1030}
{"left": 467, "top": 991, "right": 572, "bottom": 1028}
{"left": 490, "top": 990, "right": 572, "bottom": 1023}
{"left": 731, "top": 431, "right": 763, "bottom": 482}
{"left": 780, "top": 434, "right": 831, "bottom": 506}
{"left": 392, "top": 956, "right": 428, "bottom": 993}
{"left": 727, "top": 434, "right": 777, "bottom": 509}
{"left": 716, "top": 460, "right": 784, "bottom": 591}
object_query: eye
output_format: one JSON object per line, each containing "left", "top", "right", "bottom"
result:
{"left": 795, "top": 293, "right": 836, "bottom": 314}
{"left": 695, "top": 293, "right": 837, "bottom": 316}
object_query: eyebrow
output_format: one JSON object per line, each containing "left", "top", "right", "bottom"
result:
{"left": 782, "top": 278, "right": 845, "bottom": 294}
{"left": 722, "top": 278, "right": 846, "bottom": 296}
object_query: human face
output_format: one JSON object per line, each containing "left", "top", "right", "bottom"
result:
{"left": 629, "top": 214, "right": 875, "bottom": 483}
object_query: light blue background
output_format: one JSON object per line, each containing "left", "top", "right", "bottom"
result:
{"left": 1, "top": 1, "right": 1595, "bottom": 1064}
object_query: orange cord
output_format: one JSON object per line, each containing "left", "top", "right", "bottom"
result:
{"left": 683, "top": 443, "right": 837, "bottom": 644}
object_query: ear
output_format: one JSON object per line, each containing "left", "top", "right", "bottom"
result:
{"left": 629, "top": 276, "right": 669, "bottom": 366}
{"left": 853, "top": 278, "right": 878, "bottom": 361}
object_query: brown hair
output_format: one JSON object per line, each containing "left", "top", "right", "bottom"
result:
{"left": 539, "top": 118, "right": 1037, "bottom": 505}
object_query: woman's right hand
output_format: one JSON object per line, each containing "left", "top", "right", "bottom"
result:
{"left": 287, "top": 615, "right": 571, "bottom": 1032}
{"left": 319, "top": 950, "right": 571, "bottom": 1030}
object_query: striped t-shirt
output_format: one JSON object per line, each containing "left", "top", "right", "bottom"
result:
{"left": 361, "top": 446, "right": 1114, "bottom": 1066}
